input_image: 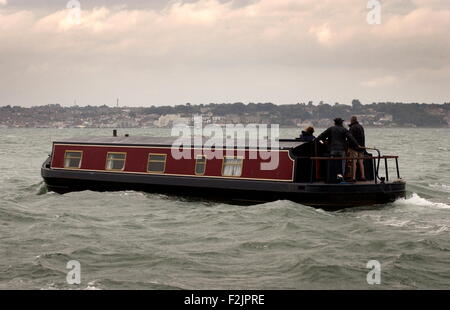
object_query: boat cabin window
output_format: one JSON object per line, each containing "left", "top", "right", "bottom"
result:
{"left": 148, "top": 154, "right": 167, "bottom": 173}
{"left": 64, "top": 151, "right": 83, "bottom": 169}
{"left": 106, "top": 152, "right": 126, "bottom": 171}
{"left": 195, "top": 155, "right": 207, "bottom": 175}
{"left": 222, "top": 157, "right": 243, "bottom": 177}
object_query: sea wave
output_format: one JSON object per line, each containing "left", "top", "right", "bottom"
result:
{"left": 429, "top": 183, "right": 450, "bottom": 193}
{"left": 394, "top": 193, "right": 450, "bottom": 209}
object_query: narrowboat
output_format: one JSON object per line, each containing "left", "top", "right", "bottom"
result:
{"left": 41, "top": 133, "right": 406, "bottom": 209}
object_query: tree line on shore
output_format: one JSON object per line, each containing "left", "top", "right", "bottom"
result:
{"left": 0, "top": 100, "right": 449, "bottom": 128}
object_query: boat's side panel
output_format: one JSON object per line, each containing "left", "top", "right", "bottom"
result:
{"left": 50, "top": 144, "right": 295, "bottom": 181}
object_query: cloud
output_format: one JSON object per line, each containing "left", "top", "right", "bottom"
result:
{"left": 0, "top": 0, "right": 449, "bottom": 106}
{"left": 3, "top": 0, "right": 446, "bottom": 64}
{"left": 309, "top": 23, "right": 333, "bottom": 46}
{"left": 0, "top": 0, "right": 7, "bottom": 6}
{"left": 362, "top": 75, "right": 399, "bottom": 88}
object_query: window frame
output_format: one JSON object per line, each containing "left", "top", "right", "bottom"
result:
{"left": 195, "top": 155, "right": 207, "bottom": 176}
{"left": 105, "top": 152, "right": 127, "bottom": 171}
{"left": 221, "top": 156, "right": 244, "bottom": 177}
{"left": 147, "top": 153, "right": 167, "bottom": 174}
{"left": 63, "top": 150, "right": 83, "bottom": 169}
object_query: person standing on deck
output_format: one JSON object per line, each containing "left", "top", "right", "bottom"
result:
{"left": 348, "top": 116, "right": 366, "bottom": 182}
{"left": 299, "top": 126, "right": 316, "bottom": 142}
{"left": 317, "top": 118, "right": 361, "bottom": 178}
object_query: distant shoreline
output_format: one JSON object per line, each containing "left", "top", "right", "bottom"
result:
{"left": 1, "top": 102, "right": 449, "bottom": 128}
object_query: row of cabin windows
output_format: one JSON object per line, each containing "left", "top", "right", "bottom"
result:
{"left": 63, "top": 151, "right": 243, "bottom": 176}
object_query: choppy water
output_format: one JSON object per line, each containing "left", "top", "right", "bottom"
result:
{"left": 0, "top": 128, "right": 449, "bottom": 290}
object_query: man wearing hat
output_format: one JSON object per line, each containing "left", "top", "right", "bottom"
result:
{"left": 317, "top": 117, "right": 361, "bottom": 179}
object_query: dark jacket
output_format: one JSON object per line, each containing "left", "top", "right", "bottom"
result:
{"left": 317, "top": 125, "right": 359, "bottom": 152}
{"left": 299, "top": 131, "right": 315, "bottom": 142}
{"left": 349, "top": 121, "right": 365, "bottom": 149}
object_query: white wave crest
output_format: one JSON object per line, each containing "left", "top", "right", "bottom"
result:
{"left": 379, "top": 219, "right": 412, "bottom": 227}
{"left": 394, "top": 193, "right": 450, "bottom": 209}
{"left": 85, "top": 281, "right": 101, "bottom": 290}
{"left": 429, "top": 183, "right": 450, "bottom": 193}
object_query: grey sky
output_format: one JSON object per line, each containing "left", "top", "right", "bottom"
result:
{"left": 0, "top": 0, "right": 449, "bottom": 107}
